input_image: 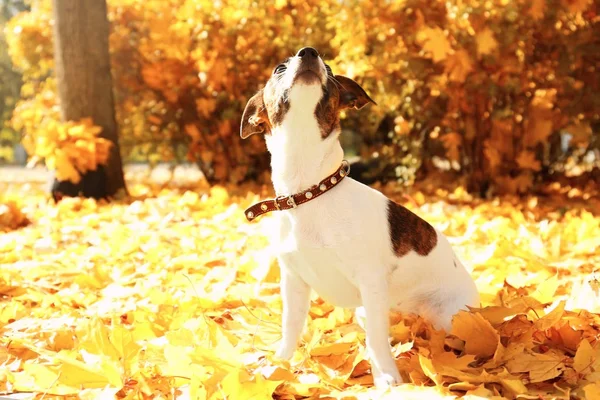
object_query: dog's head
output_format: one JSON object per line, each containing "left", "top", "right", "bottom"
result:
{"left": 240, "top": 47, "right": 375, "bottom": 140}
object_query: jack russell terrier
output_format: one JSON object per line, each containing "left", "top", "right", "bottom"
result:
{"left": 240, "top": 47, "right": 480, "bottom": 387}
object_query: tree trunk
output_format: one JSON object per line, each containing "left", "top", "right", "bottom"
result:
{"left": 51, "top": 0, "right": 126, "bottom": 200}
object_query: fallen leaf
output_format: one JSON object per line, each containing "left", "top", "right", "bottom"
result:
{"left": 573, "top": 339, "right": 594, "bottom": 374}
{"left": 451, "top": 311, "right": 500, "bottom": 357}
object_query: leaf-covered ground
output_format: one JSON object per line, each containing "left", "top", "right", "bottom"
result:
{"left": 1, "top": 178, "right": 600, "bottom": 400}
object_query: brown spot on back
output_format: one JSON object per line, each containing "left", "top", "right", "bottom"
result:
{"left": 387, "top": 199, "right": 438, "bottom": 257}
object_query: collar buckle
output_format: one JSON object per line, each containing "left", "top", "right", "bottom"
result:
{"left": 275, "top": 195, "right": 297, "bottom": 210}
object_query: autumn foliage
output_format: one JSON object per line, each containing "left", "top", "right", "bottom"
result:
{"left": 21, "top": 118, "right": 112, "bottom": 183}
{"left": 1, "top": 180, "right": 599, "bottom": 398}
{"left": 4, "top": 0, "right": 599, "bottom": 193}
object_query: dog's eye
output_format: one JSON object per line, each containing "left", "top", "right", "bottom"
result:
{"left": 273, "top": 64, "right": 287, "bottom": 75}
{"left": 325, "top": 64, "right": 332, "bottom": 75}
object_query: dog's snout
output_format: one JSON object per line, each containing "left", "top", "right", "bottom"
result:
{"left": 297, "top": 47, "right": 319, "bottom": 59}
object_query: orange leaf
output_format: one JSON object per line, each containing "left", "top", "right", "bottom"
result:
{"left": 417, "top": 27, "right": 451, "bottom": 63}
{"left": 516, "top": 151, "right": 541, "bottom": 171}
{"left": 476, "top": 28, "right": 498, "bottom": 57}
{"left": 451, "top": 311, "right": 500, "bottom": 358}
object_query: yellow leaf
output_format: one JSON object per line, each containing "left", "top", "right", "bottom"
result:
{"left": 531, "top": 274, "right": 559, "bottom": 303}
{"left": 573, "top": 339, "right": 595, "bottom": 374}
{"left": 163, "top": 344, "right": 194, "bottom": 378}
{"left": 500, "top": 378, "right": 528, "bottom": 395}
{"left": 274, "top": 0, "right": 287, "bottom": 10}
{"left": 54, "top": 149, "right": 81, "bottom": 183}
{"left": 451, "top": 311, "right": 500, "bottom": 357}
{"left": 506, "top": 350, "right": 565, "bottom": 383}
{"left": 419, "top": 354, "right": 442, "bottom": 385}
{"left": 584, "top": 382, "right": 600, "bottom": 400}
{"left": 474, "top": 305, "right": 523, "bottom": 325}
{"left": 78, "top": 319, "right": 119, "bottom": 360}
{"left": 109, "top": 325, "right": 140, "bottom": 376}
{"left": 58, "top": 355, "right": 122, "bottom": 389}
{"left": 221, "top": 370, "right": 282, "bottom": 400}
{"left": 390, "top": 320, "right": 411, "bottom": 343}
{"left": 310, "top": 341, "right": 355, "bottom": 357}
{"left": 433, "top": 352, "right": 477, "bottom": 371}
{"left": 11, "top": 364, "right": 78, "bottom": 395}
{"left": 534, "top": 301, "right": 566, "bottom": 331}
{"left": 418, "top": 27, "right": 451, "bottom": 63}
{"left": 476, "top": 28, "right": 498, "bottom": 57}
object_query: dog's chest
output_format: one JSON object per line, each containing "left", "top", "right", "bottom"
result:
{"left": 270, "top": 183, "right": 389, "bottom": 307}
{"left": 272, "top": 201, "right": 360, "bottom": 307}
{"left": 279, "top": 246, "right": 362, "bottom": 308}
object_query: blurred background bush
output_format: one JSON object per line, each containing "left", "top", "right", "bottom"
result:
{"left": 1, "top": 0, "right": 598, "bottom": 195}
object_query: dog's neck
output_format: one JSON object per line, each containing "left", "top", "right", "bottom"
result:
{"left": 265, "top": 85, "right": 343, "bottom": 196}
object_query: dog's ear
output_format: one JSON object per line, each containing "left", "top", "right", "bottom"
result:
{"left": 335, "top": 75, "right": 376, "bottom": 110}
{"left": 240, "top": 90, "right": 269, "bottom": 139}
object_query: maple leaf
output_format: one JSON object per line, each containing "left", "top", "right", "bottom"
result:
{"left": 221, "top": 370, "right": 283, "bottom": 400}
{"left": 417, "top": 27, "right": 452, "bottom": 63}
{"left": 573, "top": 339, "right": 595, "bottom": 375}
{"left": 451, "top": 311, "right": 500, "bottom": 358}
{"left": 506, "top": 349, "right": 566, "bottom": 383}
{"left": 476, "top": 28, "right": 498, "bottom": 57}
{"left": 0, "top": 201, "right": 30, "bottom": 231}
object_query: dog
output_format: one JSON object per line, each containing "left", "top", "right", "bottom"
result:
{"left": 240, "top": 47, "right": 480, "bottom": 387}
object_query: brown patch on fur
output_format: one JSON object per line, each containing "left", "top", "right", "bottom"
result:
{"left": 315, "top": 74, "right": 376, "bottom": 139}
{"left": 387, "top": 199, "right": 438, "bottom": 257}
{"left": 240, "top": 90, "right": 269, "bottom": 139}
{"left": 240, "top": 87, "right": 290, "bottom": 138}
{"left": 315, "top": 88, "right": 341, "bottom": 138}
{"left": 241, "top": 55, "right": 375, "bottom": 139}
{"left": 265, "top": 90, "right": 290, "bottom": 128}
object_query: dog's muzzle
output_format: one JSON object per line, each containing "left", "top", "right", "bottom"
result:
{"left": 292, "top": 47, "right": 324, "bottom": 85}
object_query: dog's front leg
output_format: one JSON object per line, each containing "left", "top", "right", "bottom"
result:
{"left": 275, "top": 267, "right": 311, "bottom": 360}
{"left": 358, "top": 275, "right": 402, "bottom": 387}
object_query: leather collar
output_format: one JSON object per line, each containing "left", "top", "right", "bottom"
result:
{"left": 245, "top": 160, "right": 351, "bottom": 221}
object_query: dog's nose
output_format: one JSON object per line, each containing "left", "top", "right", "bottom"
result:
{"left": 297, "top": 47, "right": 319, "bottom": 59}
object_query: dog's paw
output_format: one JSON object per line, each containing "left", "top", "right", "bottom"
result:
{"left": 374, "top": 372, "right": 403, "bottom": 388}
{"left": 274, "top": 344, "right": 295, "bottom": 360}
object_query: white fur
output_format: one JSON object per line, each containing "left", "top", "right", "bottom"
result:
{"left": 265, "top": 81, "right": 480, "bottom": 387}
